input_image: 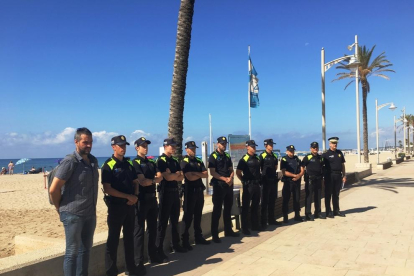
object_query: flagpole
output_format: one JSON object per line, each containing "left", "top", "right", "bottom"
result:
{"left": 248, "top": 45, "right": 251, "bottom": 139}
{"left": 209, "top": 113, "right": 212, "bottom": 154}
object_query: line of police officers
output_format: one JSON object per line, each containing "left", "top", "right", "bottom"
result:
{"left": 101, "top": 135, "right": 346, "bottom": 276}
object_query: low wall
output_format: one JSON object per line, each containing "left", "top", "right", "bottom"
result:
{"left": 393, "top": 158, "right": 403, "bottom": 165}
{"left": 376, "top": 161, "right": 392, "bottom": 170}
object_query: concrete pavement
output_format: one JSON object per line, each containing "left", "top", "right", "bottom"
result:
{"left": 123, "top": 159, "right": 414, "bottom": 276}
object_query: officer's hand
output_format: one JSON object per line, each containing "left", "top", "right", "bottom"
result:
{"left": 127, "top": 195, "right": 138, "bottom": 205}
{"left": 342, "top": 176, "right": 346, "bottom": 183}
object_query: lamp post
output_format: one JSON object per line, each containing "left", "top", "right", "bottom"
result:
{"left": 394, "top": 115, "right": 408, "bottom": 159}
{"left": 375, "top": 99, "right": 396, "bottom": 164}
{"left": 403, "top": 107, "right": 406, "bottom": 153}
{"left": 321, "top": 35, "right": 360, "bottom": 153}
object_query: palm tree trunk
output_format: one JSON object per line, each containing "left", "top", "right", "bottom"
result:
{"left": 168, "top": 0, "right": 196, "bottom": 159}
{"left": 362, "top": 88, "right": 369, "bottom": 163}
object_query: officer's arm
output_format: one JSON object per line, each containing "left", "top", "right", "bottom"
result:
{"left": 298, "top": 166, "right": 305, "bottom": 177}
{"left": 209, "top": 168, "right": 227, "bottom": 182}
{"left": 49, "top": 177, "right": 66, "bottom": 213}
{"left": 137, "top": 174, "right": 152, "bottom": 187}
{"left": 342, "top": 164, "right": 346, "bottom": 182}
{"left": 154, "top": 172, "right": 162, "bottom": 183}
{"left": 236, "top": 169, "right": 243, "bottom": 182}
{"left": 282, "top": 168, "right": 296, "bottom": 178}
{"left": 185, "top": 171, "right": 208, "bottom": 181}
{"left": 103, "top": 183, "right": 137, "bottom": 204}
{"left": 161, "top": 171, "right": 178, "bottom": 181}
{"left": 176, "top": 170, "right": 184, "bottom": 182}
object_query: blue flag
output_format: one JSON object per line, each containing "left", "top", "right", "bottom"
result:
{"left": 249, "top": 56, "right": 259, "bottom": 108}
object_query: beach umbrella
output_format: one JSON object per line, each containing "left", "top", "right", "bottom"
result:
{"left": 15, "top": 158, "right": 30, "bottom": 174}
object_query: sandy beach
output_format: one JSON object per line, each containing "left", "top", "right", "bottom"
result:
{"left": 0, "top": 151, "right": 397, "bottom": 259}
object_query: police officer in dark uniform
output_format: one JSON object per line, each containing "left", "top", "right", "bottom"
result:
{"left": 156, "top": 138, "right": 187, "bottom": 261}
{"left": 281, "top": 145, "right": 304, "bottom": 223}
{"left": 208, "top": 136, "right": 239, "bottom": 243}
{"left": 101, "top": 135, "right": 139, "bottom": 276}
{"left": 236, "top": 140, "right": 262, "bottom": 235}
{"left": 301, "top": 142, "right": 325, "bottom": 221}
{"left": 259, "top": 138, "right": 281, "bottom": 228}
{"left": 322, "top": 137, "right": 346, "bottom": 218}
{"left": 132, "top": 137, "right": 163, "bottom": 273}
{"left": 180, "top": 141, "right": 210, "bottom": 250}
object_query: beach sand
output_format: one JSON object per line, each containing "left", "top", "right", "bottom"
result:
{"left": 0, "top": 151, "right": 397, "bottom": 259}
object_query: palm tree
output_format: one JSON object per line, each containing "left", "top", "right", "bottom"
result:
{"left": 334, "top": 45, "right": 395, "bottom": 163}
{"left": 168, "top": 0, "right": 196, "bottom": 159}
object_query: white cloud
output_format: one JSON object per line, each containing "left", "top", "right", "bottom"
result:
{"left": 130, "top": 130, "right": 151, "bottom": 141}
{"left": 184, "top": 136, "right": 193, "bottom": 142}
{"left": 93, "top": 131, "right": 119, "bottom": 145}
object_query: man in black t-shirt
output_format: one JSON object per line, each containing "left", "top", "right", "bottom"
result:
{"left": 322, "top": 137, "right": 346, "bottom": 218}
{"left": 180, "top": 141, "right": 210, "bottom": 250}
{"left": 132, "top": 137, "right": 163, "bottom": 271}
{"left": 280, "top": 145, "right": 304, "bottom": 223}
{"left": 101, "top": 135, "right": 139, "bottom": 276}
{"left": 236, "top": 140, "right": 262, "bottom": 235}
{"left": 208, "top": 136, "right": 239, "bottom": 243}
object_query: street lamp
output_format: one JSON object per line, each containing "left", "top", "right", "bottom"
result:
{"left": 321, "top": 35, "right": 360, "bottom": 153}
{"left": 375, "top": 99, "right": 396, "bottom": 164}
{"left": 394, "top": 114, "right": 408, "bottom": 159}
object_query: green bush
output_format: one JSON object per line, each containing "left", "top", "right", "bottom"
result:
{"left": 398, "top": 153, "right": 406, "bottom": 158}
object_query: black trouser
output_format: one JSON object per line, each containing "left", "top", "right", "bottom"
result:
{"left": 105, "top": 203, "right": 136, "bottom": 276}
{"left": 133, "top": 194, "right": 158, "bottom": 265}
{"left": 261, "top": 177, "right": 278, "bottom": 225}
{"left": 156, "top": 189, "right": 180, "bottom": 253}
{"left": 211, "top": 181, "right": 233, "bottom": 237}
{"left": 282, "top": 179, "right": 301, "bottom": 216}
{"left": 241, "top": 181, "right": 261, "bottom": 230}
{"left": 182, "top": 186, "right": 205, "bottom": 242}
{"left": 305, "top": 176, "right": 322, "bottom": 215}
{"left": 325, "top": 172, "right": 342, "bottom": 213}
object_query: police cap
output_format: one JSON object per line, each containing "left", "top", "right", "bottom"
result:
{"left": 286, "top": 145, "right": 296, "bottom": 151}
{"left": 134, "top": 137, "right": 151, "bottom": 147}
{"left": 310, "top": 141, "right": 319, "bottom": 148}
{"left": 111, "top": 135, "right": 130, "bottom": 146}
{"left": 163, "top": 138, "right": 177, "bottom": 146}
{"left": 217, "top": 136, "right": 228, "bottom": 144}
{"left": 185, "top": 141, "right": 199, "bottom": 149}
{"left": 264, "top": 139, "right": 276, "bottom": 146}
{"left": 328, "top": 137, "right": 339, "bottom": 143}
{"left": 246, "top": 140, "right": 258, "bottom": 147}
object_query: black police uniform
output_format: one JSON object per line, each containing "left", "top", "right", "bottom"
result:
{"left": 322, "top": 148, "right": 345, "bottom": 216}
{"left": 156, "top": 153, "right": 182, "bottom": 256}
{"left": 132, "top": 155, "right": 159, "bottom": 265}
{"left": 180, "top": 155, "right": 207, "bottom": 246}
{"left": 281, "top": 154, "right": 302, "bottom": 220}
{"left": 302, "top": 153, "right": 324, "bottom": 218}
{"left": 101, "top": 155, "right": 138, "bottom": 276}
{"left": 259, "top": 150, "right": 279, "bottom": 226}
{"left": 208, "top": 149, "right": 234, "bottom": 239}
{"left": 237, "top": 152, "right": 261, "bottom": 231}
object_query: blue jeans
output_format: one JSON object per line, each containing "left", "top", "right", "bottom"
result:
{"left": 60, "top": 212, "right": 96, "bottom": 276}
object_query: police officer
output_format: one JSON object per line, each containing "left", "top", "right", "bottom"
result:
{"left": 208, "top": 136, "right": 239, "bottom": 243}
{"left": 301, "top": 142, "right": 325, "bottom": 221}
{"left": 236, "top": 140, "right": 262, "bottom": 235}
{"left": 281, "top": 145, "right": 304, "bottom": 223}
{"left": 180, "top": 141, "right": 210, "bottom": 250}
{"left": 156, "top": 138, "right": 187, "bottom": 261}
{"left": 132, "top": 137, "right": 163, "bottom": 272}
{"left": 259, "top": 138, "right": 281, "bottom": 228}
{"left": 322, "top": 137, "right": 346, "bottom": 218}
{"left": 101, "top": 135, "right": 139, "bottom": 276}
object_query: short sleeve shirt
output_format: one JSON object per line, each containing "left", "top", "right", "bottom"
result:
{"left": 237, "top": 153, "right": 261, "bottom": 181}
{"left": 280, "top": 155, "right": 301, "bottom": 175}
{"left": 180, "top": 155, "right": 207, "bottom": 188}
{"left": 322, "top": 149, "right": 345, "bottom": 172}
{"left": 132, "top": 155, "right": 158, "bottom": 194}
{"left": 259, "top": 151, "right": 278, "bottom": 177}
{"left": 101, "top": 155, "right": 137, "bottom": 195}
{"left": 301, "top": 154, "right": 324, "bottom": 176}
{"left": 208, "top": 150, "right": 233, "bottom": 177}
{"left": 156, "top": 153, "right": 181, "bottom": 188}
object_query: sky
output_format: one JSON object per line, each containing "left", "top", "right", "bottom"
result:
{"left": 1, "top": 0, "right": 413, "bottom": 158}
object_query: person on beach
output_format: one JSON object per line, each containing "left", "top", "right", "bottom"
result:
{"left": 281, "top": 145, "right": 305, "bottom": 223}
{"left": 302, "top": 142, "right": 325, "bottom": 221}
{"left": 1, "top": 167, "right": 7, "bottom": 175}
{"left": 208, "top": 136, "right": 239, "bottom": 243}
{"left": 322, "top": 137, "right": 346, "bottom": 218}
{"left": 180, "top": 141, "right": 210, "bottom": 250}
{"left": 101, "top": 135, "right": 140, "bottom": 276}
{"left": 131, "top": 137, "right": 163, "bottom": 274}
{"left": 259, "top": 139, "right": 281, "bottom": 228}
{"left": 49, "top": 127, "right": 99, "bottom": 276}
{"left": 236, "top": 140, "right": 262, "bottom": 235}
{"left": 8, "top": 161, "right": 14, "bottom": 175}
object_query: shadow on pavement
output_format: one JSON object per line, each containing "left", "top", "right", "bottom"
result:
{"left": 344, "top": 177, "right": 414, "bottom": 194}
{"left": 342, "top": 206, "right": 377, "bottom": 215}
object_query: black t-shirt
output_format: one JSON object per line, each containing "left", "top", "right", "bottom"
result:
{"left": 259, "top": 151, "right": 278, "bottom": 177}
{"left": 180, "top": 155, "right": 207, "bottom": 188}
{"left": 280, "top": 155, "right": 301, "bottom": 175}
{"left": 132, "top": 155, "right": 158, "bottom": 194}
{"left": 322, "top": 149, "right": 345, "bottom": 172}
{"left": 101, "top": 155, "right": 137, "bottom": 195}
{"left": 237, "top": 153, "right": 261, "bottom": 181}
{"left": 208, "top": 150, "right": 233, "bottom": 178}
{"left": 156, "top": 153, "right": 181, "bottom": 188}
{"left": 301, "top": 153, "right": 324, "bottom": 176}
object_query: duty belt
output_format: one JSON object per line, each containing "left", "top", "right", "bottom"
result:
{"left": 244, "top": 179, "right": 260, "bottom": 185}
{"left": 162, "top": 187, "right": 179, "bottom": 192}
{"left": 187, "top": 186, "right": 205, "bottom": 192}
{"left": 140, "top": 193, "right": 156, "bottom": 199}
{"left": 330, "top": 171, "right": 342, "bottom": 175}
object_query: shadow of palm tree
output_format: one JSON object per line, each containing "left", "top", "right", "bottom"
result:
{"left": 342, "top": 206, "right": 377, "bottom": 215}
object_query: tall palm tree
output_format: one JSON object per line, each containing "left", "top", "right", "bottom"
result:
{"left": 168, "top": 0, "right": 196, "bottom": 159}
{"left": 334, "top": 45, "right": 395, "bottom": 163}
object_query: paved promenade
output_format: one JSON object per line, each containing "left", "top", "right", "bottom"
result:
{"left": 123, "top": 159, "right": 414, "bottom": 276}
